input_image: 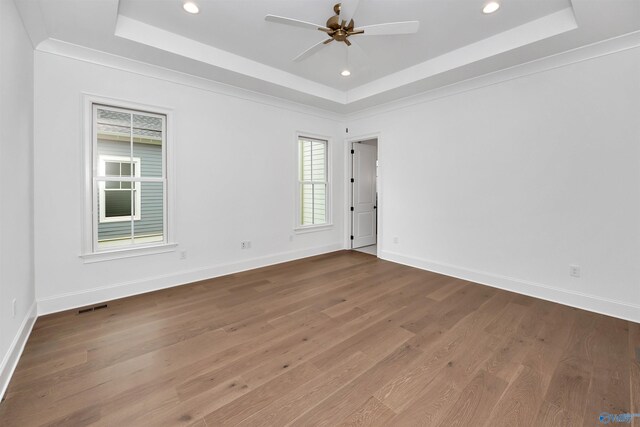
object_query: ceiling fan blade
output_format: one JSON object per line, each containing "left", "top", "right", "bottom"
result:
{"left": 265, "top": 15, "right": 330, "bottom": 32}
{"left": 293, "top": 39, "right": 330, "bottom": 62}
{"left": 355, "top": 21, "right": 420, "bottom": 36}
{"left": 339, "top": 0, "right": 361, "bottom": 26}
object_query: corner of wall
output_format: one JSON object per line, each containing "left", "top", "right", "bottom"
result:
{"left": 380, "top": 250, "right": 640, "bottom": 323}
{"left": 0, "top": 301, "right": 37, "bottom": 400}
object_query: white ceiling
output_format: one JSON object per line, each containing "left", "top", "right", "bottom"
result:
{"left": 14, "top": 0, "right": 640, "bottom": 113}
{"left": 118, "top": 0, "right": 573, "bottom": 89}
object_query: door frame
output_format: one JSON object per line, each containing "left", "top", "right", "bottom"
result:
{"left": 343, "top": 132, "right": 381, "bottom": 253}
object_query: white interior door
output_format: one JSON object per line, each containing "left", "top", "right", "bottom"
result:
{"left": 352, "top": 143, "right": 377, "bottom": 248}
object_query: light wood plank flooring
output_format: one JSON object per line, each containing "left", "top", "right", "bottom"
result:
{"left": 1, "top": 251, "right": 638, "bottom": 426}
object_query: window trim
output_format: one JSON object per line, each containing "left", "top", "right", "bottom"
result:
{"left": 98, "top": 155, "right": 142, "bottom": 223}
{"left": 82, "top": 94, "right": 176, "bottom": 260}
{"left": 294, "top": 132, "right": 332, "bottom": 232}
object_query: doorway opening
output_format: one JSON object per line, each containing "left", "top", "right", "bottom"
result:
{"left": 350, "top": 138, "right": 378, "bottom": 256}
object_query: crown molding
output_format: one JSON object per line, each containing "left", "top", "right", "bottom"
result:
{"left": 114, "top": 15, "right": 347, "bottom": 105}
{"left": 16, "top": 0, "right": 640, "bottom": 114}
{"left": 113, "top": 9, "right": 578, "bottom": 109}
{"left": 347, "top": 29, "right": 640, "bottom": 121}
{"left": 36, "top": 38, "right": 345, "bottom": 123}
{"left": 33, "top": 27, "right": 640, "bottom": 120}
{"left": 346, "top": 7, "right": 578, "bottom": 104}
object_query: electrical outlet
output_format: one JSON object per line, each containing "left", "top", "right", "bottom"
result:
{"left": 569, "top": 265, "right": 581, "bottom": 278}
{"left": 393, "top": 236, "right": 399, "bottom": 244}
{"left": 11, "top": 298, "right": 16, "bottom": 318}
{"left": 241, "top": 241, "right": 252, "bottom": 249}
{"left": 180, "top": 250, "right": 187, "bottom": 260}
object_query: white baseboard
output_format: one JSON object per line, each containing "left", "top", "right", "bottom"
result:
{"left": 37, "top": 243, "right": 343, "bottom": 316}
{"left": 1, "top": 301, "right": 37, "bottom": 400}
{"left": 380, "top": 250, "right": 640, "bottom": 323}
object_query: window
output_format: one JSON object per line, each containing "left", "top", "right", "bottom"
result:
{"left": 91, "top": 104, "right": 167, "bottom": 252}
{"left": 298, "top": 136, "right": 329, "bottom": 228}
{"left": 98, "top": 155, "right": 141, "bottom": 222}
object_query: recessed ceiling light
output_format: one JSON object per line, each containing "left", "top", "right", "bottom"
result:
{"left": 183, "top": 1, "right": 200, "bottom": 14}
{"left": 341, "top": 70, "right": 351, "bottom": 77}
{"left": 482, "top": 1, "right": 500, "bottom": 14}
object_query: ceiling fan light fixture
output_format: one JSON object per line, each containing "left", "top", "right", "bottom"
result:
{"left": 482, "top": 2, "right": 500, "bottom": 14}
{"left": 183, "top": 1, "right": 200, "bottom": 14}
{"left": 341, "top": 70, "right": 351, "bottom": 77}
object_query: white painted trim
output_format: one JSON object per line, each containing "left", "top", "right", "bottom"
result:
{"left": 117, "top": 8, "right": 578, "bottom": 106}
{"left": 97, "top": 155, "right": 142, "bottom": 223}
{"left": 82, "top": 95, "right": 176, "bottom": 256}
{"left": 347, "top": 31, "right": 640, "bottom": 119}
{"left": 0, "top": 302, "right": 37, "bottom": 400}
{"left": 80, "top": 242, "right": 178, "bottom": 263}
{"left": 37, "top": 39, "right": 343, "bottom": 122}
{"left": 114, "top": 15, "right": 346, "bottom": 105}
{"left": 294, "top": 132, "right": 333, "bottom": 230}
{"left": 38, "top": 244, "right": 343, "bottom": 315}
{"left": 347, "top": 7, "right": 578, "bottom": 104}
{"left": 294, "top": 224, "right": 334, "bottom": 234}
{"left": 380, "top": 250, "right": 640, "bottom": 324}
{"left": 35, "top": 30, "right": 640, "bottom": 116}
{"left": 344, "top": 132, "right": 382, "bottom": 252}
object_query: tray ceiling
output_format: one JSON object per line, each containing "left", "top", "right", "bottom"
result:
{"left": 14, "top": 0, "right": 640, "bottom": 112}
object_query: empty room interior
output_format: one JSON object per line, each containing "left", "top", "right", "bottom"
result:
{"left": 1, "top": 0, "right": 640, "bottom": 425}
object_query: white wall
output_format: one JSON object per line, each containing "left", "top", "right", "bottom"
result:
{"left": 348, "top": 47, "right": 640, "bottom": 322}
{"left": 34, "top": 51, "right": 346, "bottom": 314}
{"left": 0, "top": 0, "right": 36, "bottom": 397}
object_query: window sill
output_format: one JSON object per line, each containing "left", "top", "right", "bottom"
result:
{"left": 80, "top": 242, "right": 178, "bottom": 264}
{"left": 294, "top": 224, "right": 334, "bottom": 234}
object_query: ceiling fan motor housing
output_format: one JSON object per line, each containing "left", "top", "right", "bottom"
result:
{"left": 327, "top": 3, "right": 356, "bottom": 43}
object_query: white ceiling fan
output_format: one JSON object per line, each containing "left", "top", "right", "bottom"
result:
{"left": 265, "top": 0, "right": 420, "bottom": 62}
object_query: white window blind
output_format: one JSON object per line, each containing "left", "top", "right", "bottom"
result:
{"left": 298, "top": 137, "right": 328, "bottom": 226}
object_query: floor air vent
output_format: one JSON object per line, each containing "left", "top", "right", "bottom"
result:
{"left": 78, "top": 304, "right": 108, "bottom": 314}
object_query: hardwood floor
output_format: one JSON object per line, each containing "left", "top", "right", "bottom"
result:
{"left": 1, "top": 250, "right": 638, "bottom": 426}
